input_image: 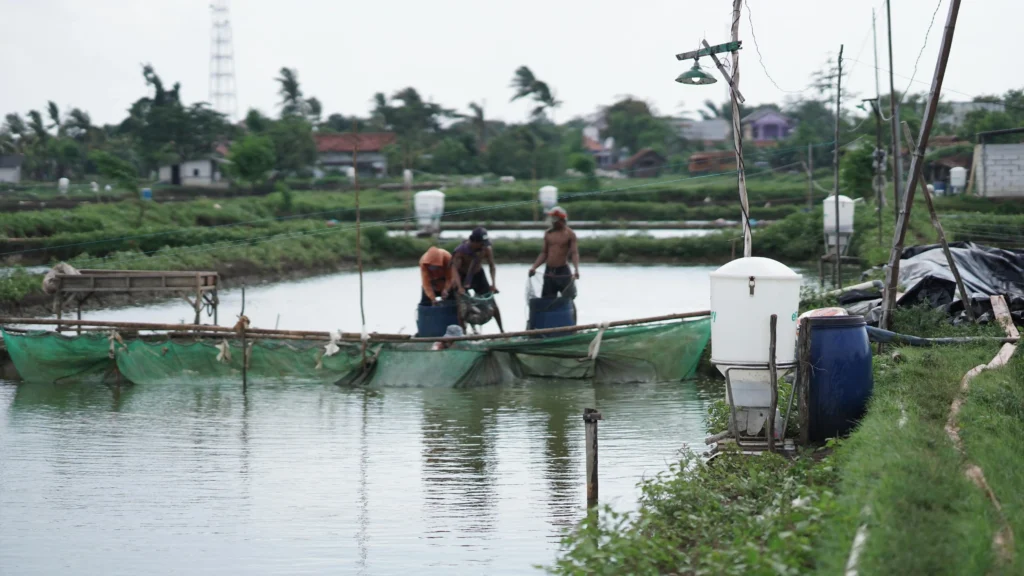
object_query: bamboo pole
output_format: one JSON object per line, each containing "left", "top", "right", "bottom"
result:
{"left": 879, "top": 0, "right": 961, "bottom": 330}
{"left": 0, "top": 310, "right": 711, "bottom": 344}
{"left": 900, "top": 122, "right": 975, "bottom": 322}
{"left": 730, "top": 0, "right": 751, "bottom": 257}
{"left": 833, "top": 45, "right": 844, "bottom": 289}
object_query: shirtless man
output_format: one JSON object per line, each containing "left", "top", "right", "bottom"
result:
{"left": 528, "top": 206, "right": 579, "bottom": 298}
{"left": 451, "top": 227, "right": 504, "bottom": 332}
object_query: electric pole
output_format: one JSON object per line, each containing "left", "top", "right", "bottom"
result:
{"left": 886, "top": 0, "right": 901, "bottom": 218}
{"left": 730, "top": 0, "right": 751, "bottom": 257}
{"left": 833, "top": 45, "right": 844, "bottom": 289}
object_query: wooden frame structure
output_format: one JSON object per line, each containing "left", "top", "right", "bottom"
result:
{"left": 53, "top": 270, "right": 219, "bottom": 330}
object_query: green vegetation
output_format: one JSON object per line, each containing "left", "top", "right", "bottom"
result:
{"left": 551, "top": 305, "right": 1021, "bottom": 575}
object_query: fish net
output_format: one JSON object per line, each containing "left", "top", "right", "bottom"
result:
{"left": 2, "top": 318, "right": 710, "bottom": 387}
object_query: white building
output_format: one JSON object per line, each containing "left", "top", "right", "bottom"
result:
{"left": 157, "top": 157, "right": 229, "bottom": 188}
{"left": 0, "top": 155, "right": 24, "bottom": 184}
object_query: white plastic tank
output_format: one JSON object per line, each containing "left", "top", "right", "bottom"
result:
{"left": 950, "top": 166, "right": 967, "bottom": 189}
{"left": 90, "top": 181, "right": 99, "bottom": 192}
{"left": 58, "top": 178, "right": 69, "bottom": 194}
{"left": 710, "top": 257, "right": 802, "bottom": 410}
{"left": 402, "top": 169, "right": 413, "bottom": 187}
{"left": 822, "top": 195, "right": 855, "bottom": 234}
{"left": 538, "top": 185, "right": 558, "bottom": 211}
{"left": 414, "top": 190, "right": 445, "bottom": 233}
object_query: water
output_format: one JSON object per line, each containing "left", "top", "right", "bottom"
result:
{"left": 61, "top": 264, "right": 715, "bottom": 335}
{"left": 0, "top": 265, "right": 720, "bottom": 575}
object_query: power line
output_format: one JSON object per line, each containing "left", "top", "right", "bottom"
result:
{"left": 896, "top": 0, "right": 945, "bottom": 110}
{"left": 743, "top": 0, "right": 812, "bottom": 95}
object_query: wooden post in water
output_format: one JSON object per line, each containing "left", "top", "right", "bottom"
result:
{"left": 240, "top": 285, "right": 247, "bottom": 393}
{"left": 353, "top": 120, "right": 368, "bottom": 368}
{"left": 583, "top": 408, "right": 602, "bottom": 505}
{"left": 767, "top": 314, "right": 778, "bottom": 452}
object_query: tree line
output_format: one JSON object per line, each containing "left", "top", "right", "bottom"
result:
{"left": 2, "top": 62, "right": 1021, "bottom": 190}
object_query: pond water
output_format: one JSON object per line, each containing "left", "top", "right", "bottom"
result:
{"left": 0, "top": 265, "right": 720, "bottom": 575}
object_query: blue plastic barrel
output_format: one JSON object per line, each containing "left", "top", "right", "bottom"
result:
{"left": 528, "top": 297, "right": 576, "bottom": 334}
{"left": 807, "top": 315, "right": 874, "bottom": 442}
{"left": 140, "top": 188, "right": 152, "bottom": 201}
{"left": 416, "top": 301, "right": 459, "bottom": 337}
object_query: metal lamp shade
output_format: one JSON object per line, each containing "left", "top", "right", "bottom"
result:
{"left": 676, "top": 63, "right": 717, "bottom": 85}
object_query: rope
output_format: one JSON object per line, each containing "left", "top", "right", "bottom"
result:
{"left": 587, "top": 322, "right": 610, "bottom": 361}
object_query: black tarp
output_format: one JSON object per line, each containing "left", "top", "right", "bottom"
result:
{"left": 843, "top": 242, "right": 1024, "bottom": 325}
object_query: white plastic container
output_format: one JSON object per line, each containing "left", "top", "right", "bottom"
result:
{"left": 414, "top": 190, "right": 445, "bottom": 233}
{"left": 58, "top": 178, "right": 69, "bottom": 194}
{"left": 710, "top": 257, "right": 802, "bottom": 408}
{"left": 822, "top": 195, "right": 855, "bottom": 234}
{"left": 538, "top": 186, "right": 558, "bottom": 210}
{"left": 950, "top": 166, "right": 967, "bottom": 189}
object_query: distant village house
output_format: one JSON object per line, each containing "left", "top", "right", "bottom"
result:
{"left": 156, "top": 144, "right": 231, "bottom": 188}
{"left": 315, "top": 132, "right": 396, "bottom": 177}
{"left": 741, "top": 108, "right": 793, "bottom": 142}
{"left": 0, "top": 155, "right": 24, "bottom": 184}
{"left": 615, "top": 148, "right": 666, "bottom": 178}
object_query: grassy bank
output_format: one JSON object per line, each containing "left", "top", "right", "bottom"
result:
{"left": 549, "top": 307, "right": 1021, "bottom": 575}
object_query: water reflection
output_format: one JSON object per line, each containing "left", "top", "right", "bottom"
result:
{"left": 1, "top": 376, "right": 720, "bottom": 575}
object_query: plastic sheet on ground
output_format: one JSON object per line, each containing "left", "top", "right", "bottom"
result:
{"left": 844, "top": 242, "right": 1024, "bottom": 325}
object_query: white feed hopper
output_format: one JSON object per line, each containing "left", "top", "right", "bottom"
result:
{"left": 950, "top": 167, "right": 967, "bottom": 192}
{"left": 414, "top": 190, "right": 445, "bottom": 234}
{"left": 403, "top": 169, "right": 413, "bottom": 187}
{"left": 822, "top": 195, "right": 854, "bottom": 234}
{"left": 710, "top": 257, "right": 801, "bottom": 420}
{"left": 58, "top": 178, "right": 69, "bottom": 194}
{"left": 538, "top": 186, "right": 558, "bottom": 210}
{"left": 823, "top": 194, "right": 855, "bottom": 254}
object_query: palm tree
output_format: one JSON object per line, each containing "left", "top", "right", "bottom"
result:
{"left": 27, "top": 110, "right": 48, "bottom": 140}
{"left": 66, "top": 108, "right": 94, "bottom": 142}
{"left": 467, "top": 102, "right": 486, "bottom": 150}
{"left": 509, "top": 66, "right": 561, "bottom": 120}
{"left": 46, "top": 101, "right": 62, "bottom": 134}
{"left": 275, "top": 67, "right": 305, "bottom": 117}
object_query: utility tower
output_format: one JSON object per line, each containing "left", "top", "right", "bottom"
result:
{"left": 209, "top": 0, "right": 238, "bottom": 121}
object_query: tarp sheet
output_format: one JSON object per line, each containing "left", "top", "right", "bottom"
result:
{"left": 843, "top": 242, "right": 1024, "bottom": 325}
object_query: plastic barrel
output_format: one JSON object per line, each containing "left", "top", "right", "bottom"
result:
{"left": 416, "top": 301, "right": 459, "bottom": 337}
{"left": 807, "top": 315, "right": 874, "bottom": 442}
{"left": 528, "top": 297, "right": 576, "bottom": 335}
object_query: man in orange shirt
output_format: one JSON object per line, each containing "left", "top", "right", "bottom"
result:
{"left": 419, "top": 246, "right": 456, "bottom": 306}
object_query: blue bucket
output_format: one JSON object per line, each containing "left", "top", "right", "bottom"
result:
{"left": 416, "top": 301, "right": 459, "bottom": 337}
{"left": 528, "top": 297, "right": 576, "bottom": 334}
{"left": 807, "top": 315, "right": 874, "bottom": 442}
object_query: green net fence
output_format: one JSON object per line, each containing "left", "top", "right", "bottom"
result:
{"left": 2, "top": 318, "right": 710, "bottom": 387}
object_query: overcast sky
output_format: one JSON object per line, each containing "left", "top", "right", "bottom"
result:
{"left": 2, "top": 0, "right": 1020, "bottom": 126}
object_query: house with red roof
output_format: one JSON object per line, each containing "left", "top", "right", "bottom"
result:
{"left": 314, "top": 132, "right": 397, "bottom": 177}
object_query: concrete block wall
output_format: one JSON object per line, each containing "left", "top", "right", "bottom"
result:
{"left": 978, "top": 143, "right": 1024, "bottom": 198}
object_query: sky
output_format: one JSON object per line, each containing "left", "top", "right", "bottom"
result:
{"left": 1, "top": 0, "right": 1021, "bottom": 127}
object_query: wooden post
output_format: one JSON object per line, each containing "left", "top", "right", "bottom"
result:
{"left": 729, "top": 0, "right": 751, "bottom": 258}
{"left": 879, "top": 0, "right": 961, "bottom": 330}
{"left": 900, "top": 122, "right": 975, "bottom": 322}
{"left": 354, "top": 121, "right": 367, "bottom": 368}
{"left": 240, "top": 285, "right": 247, "bottom": 392}
{"left": 806, "top": 143, "right": 813, "bottom": 210}
{"left": 885, "top": 0, "right": 901, "bottom": 218}
{"left": 194, "top": 272, "right": 202, "bottom": 326}
{"left": 796, "top": 318, "right": 811, "bottom": 446}
{"left": 767, "top": 314, "right": 778, "bottom": 452}
{"left": 583, "top": 408, "right": 603, "bottom": 505}
{"left": 351, "top": 120, "right": 359, "bottom": 192}
{"left": 833, "top": 45, "right": 844, "bottom": 290}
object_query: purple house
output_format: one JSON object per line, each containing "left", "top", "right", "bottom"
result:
{"left": 742, "top": 108, "right": 793, "bottom": 142}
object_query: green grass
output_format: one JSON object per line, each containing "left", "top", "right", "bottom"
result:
{"left": 959, "top": 353, "right": 1024, "bottom": 569}
{"left": 547, "top": 449, "right": 840, "bottom": 575}
{"left": 552, "top": 304, "right": 1021, "bottom": 575}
